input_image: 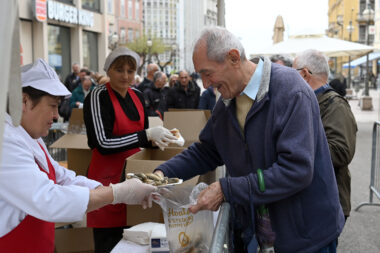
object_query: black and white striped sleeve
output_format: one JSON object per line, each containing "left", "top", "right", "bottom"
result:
{"left": 83, "top": 85, "right": 150, "bottom": 155}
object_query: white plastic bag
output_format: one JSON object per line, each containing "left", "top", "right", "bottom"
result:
{"left": 154, "top": 183, "right": 214, "bottom": 253}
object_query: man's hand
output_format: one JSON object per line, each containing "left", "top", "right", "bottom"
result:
{"left": 154, "top": 170, "right": 164, "bottom": 179}
{"left": 189, "top": 181, "right": 225, "bottom": 214}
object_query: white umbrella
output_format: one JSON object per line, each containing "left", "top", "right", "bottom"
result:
{"left": 253, "top": 34, "right": 374, "bottom": 57}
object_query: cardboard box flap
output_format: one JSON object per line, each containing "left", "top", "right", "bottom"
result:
{"left": 163, "top": 110, "right": 210, "bottom": 145}
{"left": 69, "top": 108, "right": 84, "bottom": 126}
{"left": 55, "top": 227, "right": 94, "bottom": 253}
{"left": 50, "top": 134, "right": 89, "bottom": 149}
{"left": 148, "top": 116, "right": 163, "bottom": 128}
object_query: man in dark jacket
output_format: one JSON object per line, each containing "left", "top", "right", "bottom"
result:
{"left": 143, "top": 71, "right": 168, "bottom": 118}
{"left": 64, "top": 63, "right": 80, "bottom": 90}
{"left": 293, "top": 49, "right": 357, "bottom": 221}
{"left": 198, "top": 86, "right": 216, "bottom": 110}
{"left": 138, "top": 63, "right": 159, "bottom": 92}
{"left": 165, "top": 70, "right": 200, "bottom": 109}
{"left": 154, "top": 27, "right": 344, "bottom": 253}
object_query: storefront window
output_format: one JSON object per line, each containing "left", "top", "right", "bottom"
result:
{"left": 83, "top": 30, "right": 98, "bottom": 72}
{"left": 82, "top": 0, "right": 100, "bottom": 12}
{"left": 48, "top": 25, "right": 71, "bottom": 81}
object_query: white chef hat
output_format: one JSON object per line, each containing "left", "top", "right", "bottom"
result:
{"left": 103, "top": 47, "right": 140, "bottom": 72}
{"left": 21, "top": 58, "right": 71, "bottom": 98}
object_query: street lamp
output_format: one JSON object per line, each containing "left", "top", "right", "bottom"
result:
{"left": 346, "top": 8, "right": 354, "bottom": 89}
{"left": 363, "top": 0, "right": 374, "bottom": 97}
{"left": 146, "top": 39, "right": 152, "bottom": 64}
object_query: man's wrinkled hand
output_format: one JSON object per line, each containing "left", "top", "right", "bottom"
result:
{"left": 189, "top": 181, "right": 225, "bottom": 214}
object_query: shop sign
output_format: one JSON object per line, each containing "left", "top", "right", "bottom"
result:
{"left": 34, "top": 0, "right": 47, "bottom": 22}
{"left": 37, "top": 0, "right": 94, "bottom": 27}
{"left": 368, "top": 25, "right": 375, "bottom": 36}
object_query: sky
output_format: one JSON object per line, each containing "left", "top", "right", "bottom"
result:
{"left": 225, "top": 0, "right": 329, "bottom": 56}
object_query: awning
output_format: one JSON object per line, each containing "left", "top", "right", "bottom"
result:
{"left": 342, "top": 52, "right": 380, "bottom": 68}
{"left": 251, "top": 34, "right": 374, "bottom": 58}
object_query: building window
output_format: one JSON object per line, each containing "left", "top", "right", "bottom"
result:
{"left": 48, "top": 25, "right": 71, "bottom": 81}
{"left": 135, "top": 0, "right": 140, "bottom": 20}
{"left": 135, "top": 30, "right": 140, "bottom": 39}
{"left": 128, "top": 28, "right": 134, "bottom": 42}
{"left": 121, "top": 0, "right": 125, "bottom": 17}
{"left": 120, "top": 28, "right": 126, "bottom": 44}
{"left": 82, "top": 30, "right": 98, "bottom": 71}
{"left": 128, "top": 0, "right": 133, "bottom": 19}
{"left": 82, "top": 0, "right": 100, "bottom": 12}
{"left": 107, "top": 0, "right": 113, "bottom": 14}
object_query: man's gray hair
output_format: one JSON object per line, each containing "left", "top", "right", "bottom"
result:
{"left": 294, "top": 49, "right": 330, "bottom": 77}
{"left": 153, "top": 71, "right": 165, "bottom": 83}
{"left": 195, "top": 26, "right": 247, "bottom": 62}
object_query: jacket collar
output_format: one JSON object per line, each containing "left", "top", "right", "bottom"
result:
{"left": 222, "top": 56, "right": 271, "bottom": 107}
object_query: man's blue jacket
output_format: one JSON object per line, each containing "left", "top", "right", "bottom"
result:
{"left": 157, "top": 58, "right": 345, "bottom": 253}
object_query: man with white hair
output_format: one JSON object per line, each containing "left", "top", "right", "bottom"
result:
{"left": 154, "top": 27, "right": 344, "bottom": 252}
{"left": 293, "top": 49, "right": 357, "bottom": 222}
{"left": 138, "top": 63, "right": 159, "bottom": 92}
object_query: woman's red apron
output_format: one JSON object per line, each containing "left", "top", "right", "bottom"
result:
{"left": 0, "top": 143, "right": 56, "bottom": 253}
{"left": 87, "top": 84, "right": 145, "bottom": 227}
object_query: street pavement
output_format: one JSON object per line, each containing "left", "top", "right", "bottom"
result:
{"left": 338, "top": 88, "right": 380, "bottom": 252}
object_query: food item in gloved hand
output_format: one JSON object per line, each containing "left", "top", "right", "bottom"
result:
{"left": 170, "top": 129, "right": 180, "bottom": 139}
{"left": 126, "top": 172, "right": 181, "bottom": 186}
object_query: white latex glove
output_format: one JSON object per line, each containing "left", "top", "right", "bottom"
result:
{"left": 146, "top": 126, "right": 177, "bottom": 150}
{"left": 110, "top": 178, "right": 157, "bottom": 205}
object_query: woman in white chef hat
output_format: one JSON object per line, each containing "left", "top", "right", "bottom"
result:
{"left": 0, "top": 58, "right": 157, "bottom": 253}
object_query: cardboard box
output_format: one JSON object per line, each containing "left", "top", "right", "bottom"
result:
{"left": 163, "top": 110, "right": 211, "bottom": 147}
{"left": 54, "top": 227, "right": 94, "bottom": 253}
{"left": 165, "top": 110, "right": 216, "bottom": 184}
{"left": 51, "top": 109, "right": 91, "bottom": 176}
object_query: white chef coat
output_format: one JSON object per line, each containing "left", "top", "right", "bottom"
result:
{"left": 0, "top": 114, "right": 101, "bottom": 237}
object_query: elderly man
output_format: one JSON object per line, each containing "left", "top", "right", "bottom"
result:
{"left": 154, "top": 27, "right": 344, "bottom": 253}
{"left": 143, "top": 71, "right": 168, "bottom": 118}
{"left": 165, "top": 70, "right": 200, "bottom": 109}
{"left": 70, "top": 75, "right": 94, "bottom": 109}
{"left": 138, "top": 63, "right": 159, "bottom": 92}
{"left": 64, "top": 63, "right": 80, "bottom": 90}
{"left": 293, "top": 49, "right": 357, "bottom": 221}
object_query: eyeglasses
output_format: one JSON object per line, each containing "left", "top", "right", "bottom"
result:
{"left": 296, "top": 68, "right": 313, "bottom": 75}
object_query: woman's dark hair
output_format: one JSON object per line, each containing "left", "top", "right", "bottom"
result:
{"left": 109, "top": 55, "right": 137, "bottom": 71}
{"left": 22, "top": 86, "right": 61, "bottom": 108}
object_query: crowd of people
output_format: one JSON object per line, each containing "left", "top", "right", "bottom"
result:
{"left": 0, "top": 25, "right": 359, "bottom": 253}
{"left": 59, "top": 61, "right": 217, "bottom": 123}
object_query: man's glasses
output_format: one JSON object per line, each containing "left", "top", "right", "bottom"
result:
{"left": 296, "top": 68, "right": 313, "bottom": 75}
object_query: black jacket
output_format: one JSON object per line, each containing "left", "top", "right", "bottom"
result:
{"left": 165, "top": 81, "right": 200, "bottom": 110}
{"left": 137, "top": 77, "right": 153, "bottom": 93}
{"left": 143, "top": 86, "right": 169, "bottom": 117}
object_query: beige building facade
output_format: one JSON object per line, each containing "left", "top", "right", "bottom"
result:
{"left": 18, "top": 0, "right": 111, "bottom": 81}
